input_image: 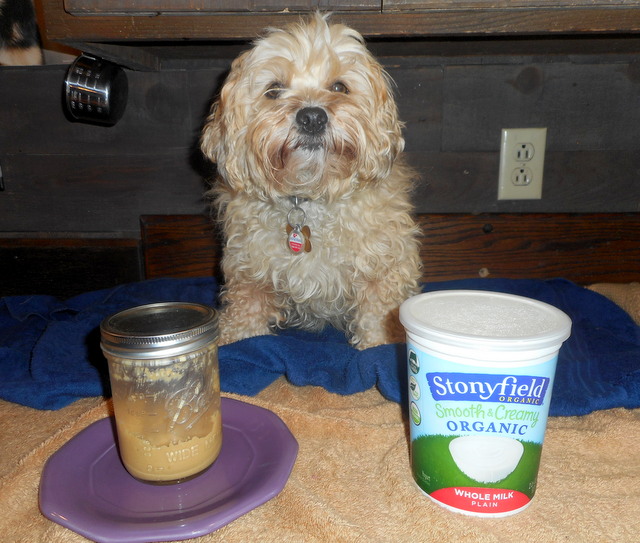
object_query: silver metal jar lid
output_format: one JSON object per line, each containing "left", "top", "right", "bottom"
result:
{"left": 100, "top": 302, "right": 218, "bottom": 359}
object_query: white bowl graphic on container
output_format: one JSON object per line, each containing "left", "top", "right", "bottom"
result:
{"left": 449, "top": 436, "right": 525, "bottom": 484}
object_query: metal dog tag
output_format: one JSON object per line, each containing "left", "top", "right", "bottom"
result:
{"left": 286, "top": 224, "right": 312, "bottom": 253}
{"left": 287, "top": 225, "right": 305, "bottom": 253}
{"left": 286, "top": 197, "right": 312, "bottom": 253}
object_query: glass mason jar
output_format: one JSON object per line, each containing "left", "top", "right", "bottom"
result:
{"left": 100, "top": 302, "right": 221, "bottom": 484}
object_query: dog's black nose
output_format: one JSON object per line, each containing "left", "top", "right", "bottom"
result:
{"left": 296, "top": 107, "right": 328, "bottom": 135}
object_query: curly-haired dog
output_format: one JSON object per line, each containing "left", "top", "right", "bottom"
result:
{"left": 201, "top": 12, "right": 421, "bottom": 349}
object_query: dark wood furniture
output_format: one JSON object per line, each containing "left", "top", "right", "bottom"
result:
{"left": 39, "top": 0, "right": 640, "bottom": 69}
{"left": 3, "top": 213, "right": 638, "bottom": 298}
{"left": 141, "top": 213, "right": 640, "bottom": 285}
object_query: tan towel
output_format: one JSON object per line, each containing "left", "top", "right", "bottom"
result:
{"left": 1, "top": 283, "right": 640, "bottom": 542}
{"left": 589, "top": 282, "right": 640, "bottom": 325}
{"left": 1, "top": 380, "right": 639, "bottom": 543}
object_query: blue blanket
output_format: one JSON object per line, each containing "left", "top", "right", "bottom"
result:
{"left": 1, "top": 277, "right": 638, "bottom": 416}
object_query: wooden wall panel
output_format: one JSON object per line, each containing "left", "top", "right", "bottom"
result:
{"left": 141, "top": 214, "right": 222, "bottom": 280}
{"left": 0, "top": 67, "right": 223, "bottom": 156}
{"left": 0, "top": 238, "right": 141, "bottom": 297}
{"left": 408, "top": 150, "right": 640, "bottom": 213}
{"left": 385, "top": 0, "right": 631, "bottom": 9}
{"left": 0, "top": 154, "right": 210, "bottom": 234}
{"left": 140, "top": 213, "right": 640, "bottom": 285}
{"left": 63, "top": 0, "right": 379, "bottom": 14}
{"left": 0, "top": 67, "right": 218, "bottom": 236}
{"left": 387, "top": 65, "right": 443, "bottom": 152}
{"left": 441, "top": 62, "right": 640, "bottom": 152}
{"left": 3, "top": 211, "right": 638, "bottom": 296}
{"left": 38, "top": 0, "right": 640, "bottom": 42}
{"left": 415, "top": 213, "right": 640, "bottom": 284}
{"left": 2, "top": 50, "right": 640, "bottom": 240}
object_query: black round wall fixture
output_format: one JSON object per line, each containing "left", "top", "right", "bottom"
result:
{"left": 64, "top": 54, "right": 128, "bottom": 126}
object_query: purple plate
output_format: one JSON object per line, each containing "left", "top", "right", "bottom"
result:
{"left": 39, "top": 397, "right": 298, "bottom": 543}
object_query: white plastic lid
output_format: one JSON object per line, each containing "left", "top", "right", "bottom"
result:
{"left": 399, "top": 290, "right": 572, "bottom": 352}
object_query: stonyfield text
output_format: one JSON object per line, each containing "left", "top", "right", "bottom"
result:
{"left": 426, "top": 373, "right": 550, "bottom": 405}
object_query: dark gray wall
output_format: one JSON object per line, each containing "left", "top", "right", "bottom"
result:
{"left": 1, "top": 42, "right": 639, "bottom": 238}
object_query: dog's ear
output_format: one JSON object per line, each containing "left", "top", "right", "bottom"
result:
{"left": 376, "top": 72, "right": 404, "bottom": 162}
{"left": 200, "top": 101, "right": 222, "bottom": 163}
{"left": 356, "top": 59, "right": 405, "bottom": 183}
{"left": 200, "top": 51, "right": 248, "bottom": 164}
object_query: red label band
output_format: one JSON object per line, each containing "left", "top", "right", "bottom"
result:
{"left": 430, "top": 487, "right": 530, "bottom": 514}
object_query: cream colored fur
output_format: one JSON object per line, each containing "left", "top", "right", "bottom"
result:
{"left": 201, "top": 12, "right": 421, "bottom": 349}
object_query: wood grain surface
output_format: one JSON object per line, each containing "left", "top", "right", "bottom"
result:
{"left": 41, "top": 0, "right": 640, "bottom": 43}
{"left": 141, "top": 213, "right": 640, "bottom": 285}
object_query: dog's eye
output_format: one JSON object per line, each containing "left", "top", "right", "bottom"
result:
{"left": 329, "top": 81, "right": 349, "bottom": 94}
{"left": 264, "top": 83, "right": 285, "bottom": 99}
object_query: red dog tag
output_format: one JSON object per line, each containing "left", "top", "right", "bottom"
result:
{"left": 286, "top": 224, "right": 312, "bottom": 253}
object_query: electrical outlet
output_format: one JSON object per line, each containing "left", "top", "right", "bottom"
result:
{"left": 497, "top": 128, "right": 547, "bottom": 200}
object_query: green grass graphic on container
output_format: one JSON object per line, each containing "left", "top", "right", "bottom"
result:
{"left": 411, "top": 434, "right": 542, "bottom": 498}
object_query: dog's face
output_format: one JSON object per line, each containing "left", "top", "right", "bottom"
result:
{"left": 201, "top": 13, "right": 404, "bottom": 201}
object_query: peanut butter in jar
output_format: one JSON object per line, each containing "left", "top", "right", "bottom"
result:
{"left": 101, "top": 302, "right": 221, "bottom": 484}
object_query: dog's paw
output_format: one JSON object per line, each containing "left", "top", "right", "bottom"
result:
{"left": 350, "top": 307, "right": 407, "bottom": 349}
{"left": 216, "top": 310, "right": 274, "bottom": 346}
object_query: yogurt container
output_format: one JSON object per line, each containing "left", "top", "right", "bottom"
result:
{"left": 400, "top": 290, "right": 572, "bottom": 517}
